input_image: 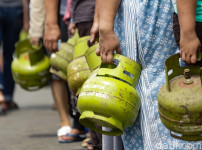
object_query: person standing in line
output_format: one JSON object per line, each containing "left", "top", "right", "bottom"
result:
{"left": 97, "top": 0, "right": 202, "bottom": 149}
{"left": 44, "top": 0, "right": 89, "bottom": 143}
{"left": 0, "top": 0, "right": 29, "bottom": 115}
{"left": 29, "top": 0, "right": 73, "bottom": 142}
{"left": 62, "top": 0, "right": 102, "bottom": 146}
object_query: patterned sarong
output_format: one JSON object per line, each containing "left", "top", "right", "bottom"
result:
{"left": 114, "top": 0, "right": 202, "bottom": 149}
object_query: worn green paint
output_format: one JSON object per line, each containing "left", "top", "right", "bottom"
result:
{"left": 49, "top": 32, "right": 79, "bottom": 80}
{"left": 67, "top": 37, "right": 93, "bottom": 94}
{"left": 77, "top": 54, "right": 142, "bottom": 136}
{"left": 11, "top": 40, "right": 50, "bottom": 91}
{"left": 158, "top": 53, "right": 202, "bottom": 141}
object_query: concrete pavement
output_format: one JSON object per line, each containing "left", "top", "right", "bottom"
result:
{"left": 0, "top": 85, "right": 86, "bottom": 150}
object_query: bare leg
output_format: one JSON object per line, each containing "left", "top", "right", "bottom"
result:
{"left": 0, "top": 90, "right": 4, "bottom": 103}
{"left": 0, "top": 53, "right": 4, "bottom": 103}
{"left": 51, "top": 79, "right": 71, "bottom": 127}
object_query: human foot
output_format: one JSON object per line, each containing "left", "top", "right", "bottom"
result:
{"left": 82, "top": 134, "right": 91, "bottom": 148}
{"left": 58, "top": 128, "right": 87, "bottom": 143}
{"left": 0, "top": 101, "right": 19, "bottom": 112}
{"left": 57, "top": 126, "right": 72, "bottom": 139}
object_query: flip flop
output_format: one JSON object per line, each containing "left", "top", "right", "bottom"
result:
{"left": 57, "top": 126, "right": 72, "bottom": 137}
{"left": 58, "top": 133, "right": 86, "bottom": 143}
{"left": 81, "top": 134, "right": 91, "bottom": 148}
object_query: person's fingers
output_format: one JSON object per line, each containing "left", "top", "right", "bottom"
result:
{"left": 185, "top": 54, "right": 191, "bottom": 64}
{"left": 44, "top": 41, "right": 49, "bottom": 51}
{"left": 46, "top": 42, "right": 50, "bottom": 52}
{"left": 116, "top": 46, "right": 121, "bottom": 54}
{"left": 96, "top": 47, "right": 101, "bottom": 56}
{"left": 47, "top": 42, "right": 53, "bottom": 52}
{"left": 70, "top": 28, "right": 75, "bottom": 35}
{"left": 32, "top": 40, "right": 39, "bottom": 46}
{"left": 52, "top": 41, "right": 58, "bottom": 52}
{"left": 72, "top": 28, "right": 75, "bottom": 35}
{"left": 100, "top": 51, "right": 103, "bottom": 62}
{"left": 68, "top": 27, "right": 72, "bottom": 34}
{"left": 101, "top": 49, "right": 107, "bottom": 64}
{"left": 191, "top": 54, "right": 197, "bottom": 64}
{"left": 70, "top": 29, "right": 73, "bottom": 35}
{"left": 106, "top": 52, "right": 114, "bottom": 64}
{"left": 100, "top": 53, "right": 104, "bottom": 62}
{"left": 181, "top": 52, "right": 186, "bottom": 62}
{"left": 43, "top": 39, "right": 48, "bottom": 49}
{"left": 90, "top": 32, "right": 95, "bottom": 44}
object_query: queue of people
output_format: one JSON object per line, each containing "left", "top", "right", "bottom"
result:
{"left": 0, "top": 0, "right": 202, "bottom": 150}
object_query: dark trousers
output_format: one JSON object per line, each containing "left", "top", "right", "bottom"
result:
{"left": 59, "top": 15, "right": 68, "bottom": 42}
{"left": 67, "top": 90, "right": 86, "bottom": 131}
{"left": 0, "top": 6, "right": 23, "bottom": 101}
{"left": 76, "top": 21, "right": 93, "bottom": 37}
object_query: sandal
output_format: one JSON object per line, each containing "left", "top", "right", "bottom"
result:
{"left": 58, "top": 133, "right": 86, "bottom": 143}
{"left": 87, "top": 139, "right": 102, "bottom": 150}
{"left": 57, "top": 126, "right": 72, "bottom": 140}
{"left": 0, "top": 101, "right": 19, "bottom": 115}
{"left": 87, "top": 139, "right": 93, "bottom": 150}
{"left": 82, "top": 134, "right": 91, "bottom": 148}
{"left": 4, "top": 101, "right": 19, "bottom": 111}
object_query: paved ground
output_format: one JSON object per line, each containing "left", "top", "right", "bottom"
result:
{"left": 0, "top": 85, "right": 86, "bottom": 150}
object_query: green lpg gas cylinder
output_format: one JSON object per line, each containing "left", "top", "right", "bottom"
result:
{"left": 158, "top": 53, "right": 202, "bottom": 141}
{"left": 67, "top": 37, "right": 94, "bottom": 95}
{"left": 11, "top": 40, "right": 50, "bottom": 91}
{"left": 50, "top": 42, "right": 74, "bottom": 80}
{"left": 49, "top": 30, "right": 79, "bottom": 80}
{"left": 77, "top": 54, "right": 142, "bottom": 136}
{"left": 67, "top": 56, "right": 91, "bottom": 95}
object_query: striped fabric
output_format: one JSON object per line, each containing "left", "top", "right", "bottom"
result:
{"left": 114, "top": 0, "right": 202, "bottom": 149}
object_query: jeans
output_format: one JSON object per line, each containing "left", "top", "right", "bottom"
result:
{"left": 0, "top": 6, "right": 23, "bottom": 101}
